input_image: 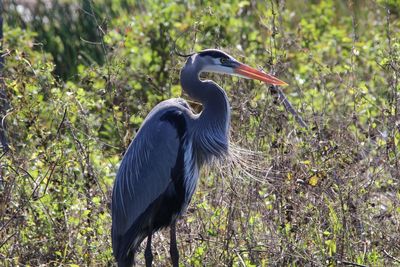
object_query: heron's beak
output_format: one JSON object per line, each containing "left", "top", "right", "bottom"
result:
{"left": 234, "top": 63, "right": 288, "bottom": 86}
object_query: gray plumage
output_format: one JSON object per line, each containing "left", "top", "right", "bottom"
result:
{"left": 111, "top": 49, "right": 287, "bottom": 267}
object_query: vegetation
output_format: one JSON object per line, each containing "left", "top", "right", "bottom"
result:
{"left": 1, "top": 0, "right": 399, "bottom": 266}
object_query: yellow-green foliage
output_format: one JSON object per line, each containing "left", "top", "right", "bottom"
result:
{"left": 1, "top": 0, "right": 399, "bottom": 266}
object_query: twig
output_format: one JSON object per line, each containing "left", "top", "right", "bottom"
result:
{"left": 41, "top": 159, "right": 59, "bottom": 198}
{"left": 87, "top": 0, "right": 108, "bottom": 59}
{"left": 270, "top": 85, "right": 308, "bottom": 129}
{"left": 0, "top": 149, "right": 8, "bottom": 160}
{"left": 340, "top": 260, "right": 367, "bottom": 267}
{"left": 80, "top": 37, "right": 102, "bottom": 45}
{"left": 56, "top": 108, "right": 68, "bottom": 137}
{"left": 0, "top": 232, "right": 17, "bottom": 249}
{"left": 383, "top": 249, "right": 400, "bottom": 264}
{"left": 0, "top": 166, "right": 45, "bottom": 234}
{"left": 234, "top": 249, "right": 246, "bottom": 267}
{"left": 0, "top": 6, "right": 10, "bottom": 153}
{"left": 172, "top": 27, "right": 196, "bottom": 58}
{"left": 0, "top": 120, "right": 8, "bottom": 152}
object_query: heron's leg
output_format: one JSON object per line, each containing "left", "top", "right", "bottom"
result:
{"left": 145, "top": 234, "right": 153, "bottom": 267}
{"left": 170, "top": 222, "right": 179, "bottom": 267}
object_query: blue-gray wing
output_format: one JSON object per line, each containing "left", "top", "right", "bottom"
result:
{"left": 111, "top": 106, "right": 186, "bottom": 259}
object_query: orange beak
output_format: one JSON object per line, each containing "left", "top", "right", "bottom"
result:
{"left": 235, "top": 64, "right": 288, "bottom": 86}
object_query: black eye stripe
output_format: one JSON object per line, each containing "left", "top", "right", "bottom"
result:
{"left": 198, "top": 49, "right": 229, "bottom": 59}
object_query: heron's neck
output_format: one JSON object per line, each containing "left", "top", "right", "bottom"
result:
{"left": 180, "top": 62, "right": 230, "bottom": 164}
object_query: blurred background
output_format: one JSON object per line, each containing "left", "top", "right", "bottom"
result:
{"left": 1, "top": 0, "right": 399, "bottom": 266}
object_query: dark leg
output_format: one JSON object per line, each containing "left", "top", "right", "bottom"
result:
{"left": 170, "top": 222, "right": 179, "bottom": 267}
{"left": 145, "top": 234, "right": 153, "bottom": 267}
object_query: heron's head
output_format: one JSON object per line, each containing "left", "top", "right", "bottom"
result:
{"left": 194, "top": 49, "right": 287, "bottom": 86}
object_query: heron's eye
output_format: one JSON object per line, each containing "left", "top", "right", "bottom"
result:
{"left": 220, "top": 58, "right": 228, "bottom": 64}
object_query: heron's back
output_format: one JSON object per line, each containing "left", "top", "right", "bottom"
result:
{"left": 111, "top": 99, "right": 199, "bottom": 265}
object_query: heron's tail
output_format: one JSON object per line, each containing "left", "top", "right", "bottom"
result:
{"left": 113, "top": 223, "right": 146, "bottom": 267}
{"left": 117, "top": 251, "right": 135, "bottom": 267}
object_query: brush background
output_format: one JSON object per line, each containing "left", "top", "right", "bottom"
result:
{"left": 1, "top": 0, "right": 399, "bottom": 266}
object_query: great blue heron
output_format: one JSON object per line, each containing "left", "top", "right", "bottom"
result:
{"left": 111, "top": 49, "right": 287, "bottom": 267}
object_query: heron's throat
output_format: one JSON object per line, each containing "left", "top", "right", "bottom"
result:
{"left": 180, "top": 63, "right": 231, "bottom": 164}
{"left": 193, "top": 110, "right": 230, "bottom": 165}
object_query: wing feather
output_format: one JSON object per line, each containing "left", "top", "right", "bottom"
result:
{"left": 111, "top": 104, "right": 187, "bottom": 260}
